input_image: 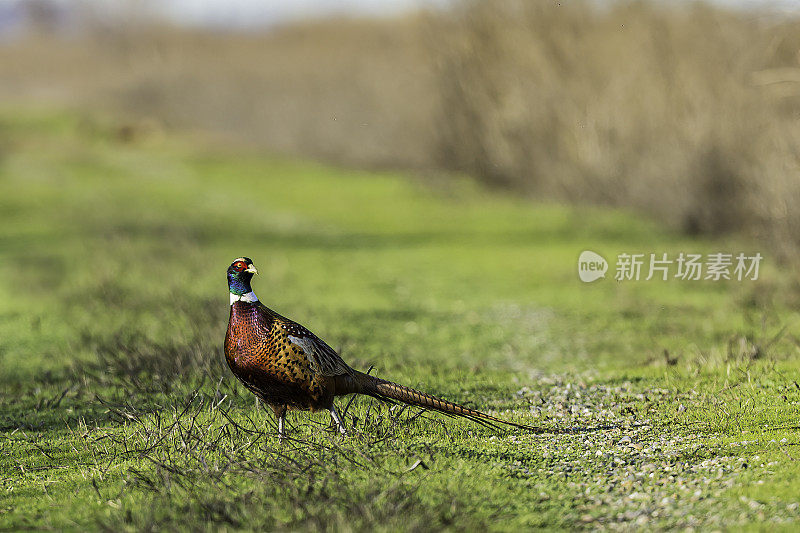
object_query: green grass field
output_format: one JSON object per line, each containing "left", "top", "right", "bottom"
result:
{"left": 2, "top": 112, "right": 800, "bottom": 530}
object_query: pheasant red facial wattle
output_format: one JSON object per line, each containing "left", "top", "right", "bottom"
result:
{"left": 224, "top": 257, "right": 539, "bottom": 438}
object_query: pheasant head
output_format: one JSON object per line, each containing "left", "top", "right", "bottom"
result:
{"left": 227, "top": 257, "right": 259, "bottom": 303}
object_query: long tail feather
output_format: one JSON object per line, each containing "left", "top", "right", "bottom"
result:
{"left": 353, "top": 371, "right": 543, "bottom": 432}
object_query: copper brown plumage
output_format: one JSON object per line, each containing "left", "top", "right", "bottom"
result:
{"left": 224, "top": 257, "right": 540, "bottom": 438}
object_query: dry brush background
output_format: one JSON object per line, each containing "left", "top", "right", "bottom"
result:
{"left": 3, "top": 0, "right": 800, "bottom": 256}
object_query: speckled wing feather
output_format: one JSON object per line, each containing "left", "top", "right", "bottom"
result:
{"left": 263, "top": 304, "right": 352, "bottom": 377}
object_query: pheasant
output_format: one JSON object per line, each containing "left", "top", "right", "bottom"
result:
{"left": 224, "top": 257, "right": 539, "bottom": 437}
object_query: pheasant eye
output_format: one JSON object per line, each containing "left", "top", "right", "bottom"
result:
{"left": 233, "top": 261, "right": 246, "bottom": 271}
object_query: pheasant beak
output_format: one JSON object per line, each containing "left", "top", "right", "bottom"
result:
{"left": 245, "top": 265, "right": 259, "bottom": 275}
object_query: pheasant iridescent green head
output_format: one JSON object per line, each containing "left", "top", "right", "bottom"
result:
{"left": 228, "top": 257, "right": 259, "bottom": 303}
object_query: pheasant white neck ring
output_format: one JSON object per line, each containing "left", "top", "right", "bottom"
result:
{"left": 230, "top": 291, "right": 259, "bottom": 305}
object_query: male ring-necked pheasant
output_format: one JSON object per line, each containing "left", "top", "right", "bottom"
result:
{"left": 224, "top": 257, "right": 538, "bottom": 437}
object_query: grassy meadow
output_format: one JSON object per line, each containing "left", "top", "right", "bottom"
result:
{"left": 1, "top": 111, "right": 800, "bottom": 530}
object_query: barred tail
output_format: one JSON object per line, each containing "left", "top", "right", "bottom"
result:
{"left": 353, "top": 371, "right": 542, "bottom": 432}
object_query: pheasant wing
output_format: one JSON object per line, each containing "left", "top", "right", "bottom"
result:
{"left": 278, "top": 319, "right": 352, "bottom": 377}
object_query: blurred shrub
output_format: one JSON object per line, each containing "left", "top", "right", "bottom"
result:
{"left": 0, "top": 15, "right": 437, "bottom": 168}
{"left": 432, "top": 0, "right": 800, "bottom": 257}
{"left": 2, "top": 1, "right": 800, "bottom": 256}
